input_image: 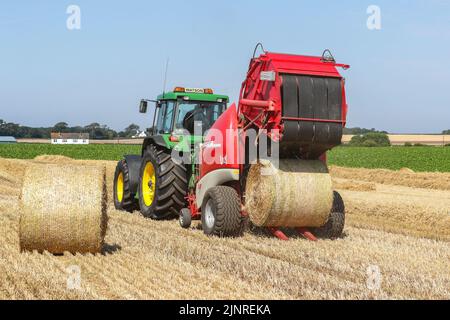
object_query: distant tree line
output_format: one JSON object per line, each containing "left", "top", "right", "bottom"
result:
{"left": 346, "top": 127, "right": 450, "bottom": 136}
{"left": 342, "top": 127, "right": 391, "bottom": 147}
{"left": 0, "top": 119, "right": 147, "bottom": 139}
{"left": 343, "top": 127, "right": 388, "bottom": 135}
{"left": 2, "top": 119, "right": 448, "bottom": 141}
{"left": 349, "top": 132, "right": 391, "bottom": 147}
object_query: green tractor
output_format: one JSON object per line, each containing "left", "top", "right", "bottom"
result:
{"left": 113, "top": 87, "right": 229, "bottom": 220}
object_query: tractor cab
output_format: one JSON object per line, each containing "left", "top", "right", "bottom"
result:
{"left": 141, "top": 87, "right": 229, "bottom": 139}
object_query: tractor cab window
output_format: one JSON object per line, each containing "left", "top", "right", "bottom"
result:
{"left": 155, "top": 101, "right": 176, "bottom": 134}
{"left": 174, "top": 100, "right": 226, "bottom": 135}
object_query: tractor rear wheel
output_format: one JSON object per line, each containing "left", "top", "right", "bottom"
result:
{"left": 201, "top": 186, "right": 244, "bottom": 237}
{"left": 113, "top": 159, "right": 138, "bottom": 212}
{"left": 313, "top": 191, "right": 345, "bottom": 239}
{"left": 138, "top": 145, "right": 188, "bottom": 220}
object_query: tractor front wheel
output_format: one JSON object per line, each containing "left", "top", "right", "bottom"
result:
{"left": 201, "top": 186, "right": 244, "bottom": 237}
{"left": 138, "top": 145, "right": 188, "bottom": 220}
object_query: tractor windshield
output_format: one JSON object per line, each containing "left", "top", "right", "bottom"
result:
{"left": 174, "top": 100, "right": 226, "bottom": 135}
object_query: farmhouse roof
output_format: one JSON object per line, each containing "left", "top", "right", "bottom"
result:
{"left": 0, "top": 136, "right": 17, "bottom": 142}
{"left": 51, "top": 132, "right": 89, "bottom": 139}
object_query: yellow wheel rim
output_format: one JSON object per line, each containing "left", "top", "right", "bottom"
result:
{"left": 142, "top": 162, "right": 156, "bottom": 207}
{"left": 116, "top": 172, "right": 124, "bottom": 203}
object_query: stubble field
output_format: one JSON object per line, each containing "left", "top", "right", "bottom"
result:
{"left": 0, "top": 156, "right": 449, "bottom": 299}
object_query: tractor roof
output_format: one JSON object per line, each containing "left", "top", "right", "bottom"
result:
{"left": 157, "top": 91, "right": 229, "bottom": 103}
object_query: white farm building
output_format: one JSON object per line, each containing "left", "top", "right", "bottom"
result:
{"left": 0, "top": 136, "right": 17, "bottom": 143}
{"left": 51, "top": 132, "right": 89, "bottom": 145}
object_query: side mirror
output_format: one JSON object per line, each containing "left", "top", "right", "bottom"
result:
{"left": 139, "top": 100, "right": 148, "bottom": 113}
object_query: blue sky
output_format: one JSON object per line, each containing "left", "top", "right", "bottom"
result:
{"left": 0, "top": 0, "right": 449, "bottom": 133}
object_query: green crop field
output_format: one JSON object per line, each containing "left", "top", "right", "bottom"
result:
{"left": 0, "top": 143, "right": 141, "bottom": 161}
{"left": 0, "top": 144, "right": 449, "bottom": 172}
{"left": 328, "top": 146, "right": 450, "bottom": 172}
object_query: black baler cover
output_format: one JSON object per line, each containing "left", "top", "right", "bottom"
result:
{"left": 280, "top": 74, "right": 343, "bottom": 159}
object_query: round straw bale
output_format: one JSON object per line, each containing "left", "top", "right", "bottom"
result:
{"left": 245, "top": 159, "right": 333, "bottom": 227}
{"left": 19, "top": 163, "right": 107, "bottom": 254}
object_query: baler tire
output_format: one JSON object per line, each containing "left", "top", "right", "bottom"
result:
{"left": 313, "top": 191, "right": 345, "bottom": 239}
{"left": 139, "top": 144, "right": 187, "bottom": 220}
{"left": 201, "top": 186, "right": 244, "bottom": 237}
{"left": 179, "top": 208, "right": 192, "bottom": 229}
{"left": 113, "top": 159, "right": 138, "bottom": 212}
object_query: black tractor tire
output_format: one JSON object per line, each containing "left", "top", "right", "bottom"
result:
{"left": 113, "top": 159, "right": 139, "bottom": 212}
{"left": 138, "top": 144, "right": 188, "bottom": 220}
{"left": 313, "top": 191, "right": 345, "bottom": 239}
{"left": 201, "top": 186, "right": 245, "bottom": 237}
{"left": 179, "top": 208, "right": 192, "bottom": 229}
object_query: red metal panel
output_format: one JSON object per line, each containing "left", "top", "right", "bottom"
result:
{"left": 264, "top": 52, "right": 345, "bottom": 78}
{"left": 199, "top": 103, "right": 240, "bottom": 179}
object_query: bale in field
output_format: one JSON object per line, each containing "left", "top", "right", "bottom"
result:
{"left": 19, "top": 163, "right": 108, "bottom": 254}
{"left": 332, "top": 179, "right": 376, "bottom": 192}
{"left": 329, "top": 166, "right": 450, "bottom": 190}
{"left": 33, "top": 155, "right": 74, "bottom": 164}
{"left": 245, "top": 159, "right": 333, "bottom": 227}
{"left": 0, "top": 158, "right": 27, "bottom": 183}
